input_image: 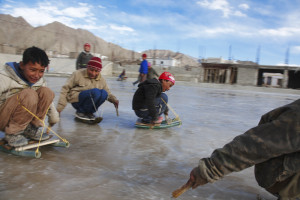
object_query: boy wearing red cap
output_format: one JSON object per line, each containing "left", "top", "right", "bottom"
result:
{"left": 133, "top": 53, "right": 148, "bottom": 85}
{"left": 76, "top": 43, "right": 93, "bottom": 70}
{"left": 57, "top": 57, "right": 119, "bottom": 120}
{"left": 132, "top": 72, "right": 175, "bottom": 124}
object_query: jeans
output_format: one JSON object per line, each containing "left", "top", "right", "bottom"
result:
{"left": 134, "top": 93, "right": 168, "bottom": 123}
{"left": 72, "top": 88, "right": 108, "bottom": 113}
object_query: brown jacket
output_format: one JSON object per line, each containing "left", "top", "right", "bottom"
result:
{"left": 57, "top": 68, "right": 117, "bottom": 112}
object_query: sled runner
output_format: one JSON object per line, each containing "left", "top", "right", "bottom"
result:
{"left": 74, "top": 116, "right": 103, "bottom": 124}
{"left": 135, "top": 118, "right": 182, "bottom": 129}
{"left": 0, "top": 135, "right": 70, "bottom": 158}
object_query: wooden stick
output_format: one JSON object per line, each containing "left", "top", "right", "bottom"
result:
{"left": 161, "top": 98, "right": 180, "bottom": 121}
{"left": 172, "top": 180, "right": 193, "bottom": 198}
{"left": 15, "top": 139, "right": 60, "bottom": 151}
{"left": 116, "top": 107, "right": 119, "bottom": 116}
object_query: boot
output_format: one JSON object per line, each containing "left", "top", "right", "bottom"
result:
{"left": 5, "top": 133, "right": 28, "bottom": 147}
{"left": 23, "top": 123, "right": 50, "bottom": 141}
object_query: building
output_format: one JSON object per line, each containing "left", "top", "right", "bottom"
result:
{"left": 147, "top": 57, "right": 179, "bottom": 68}
{"left": 200, "top": 60, "right": 300, "bottom": 89}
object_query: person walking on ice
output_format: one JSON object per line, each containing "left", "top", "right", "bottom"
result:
{"left": 132, "top": 72, "right": 175, "bottom": 124}
{"left": 133, "top": 53, "right": 148, "bottom": 85}
{"left": 57, "top": 57, "right": 119, "bottom": 121}
{"left": 0, "top": 46, "right": 59, "bottom": 147}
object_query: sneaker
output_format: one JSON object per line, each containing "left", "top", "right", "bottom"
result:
{"left": 5, "top": 134, "right": 28, "bottom": 147}
{"left": 141, "top": 118, "right": 151, "bottom": 124}
{"left": 86, "top": 113, "right": 96, "bottom": 120}
{"left": 75, "top": 112, "right": 91, "bottom": 120}
{"left": 153, "top": 116, "right": 163, "bottom": 124}
{"left": 23, "top": 124, "right": 50, "bottom": 141}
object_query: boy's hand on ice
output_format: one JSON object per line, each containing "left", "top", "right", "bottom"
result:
{"left": 113, "top": 100, "right": 119, "bottom": 109}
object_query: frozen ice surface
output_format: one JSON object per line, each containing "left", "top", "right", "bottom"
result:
{"left": 1, "top": 76, "right": 299, "bottom": 200}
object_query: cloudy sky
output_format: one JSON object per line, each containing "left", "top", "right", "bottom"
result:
{"left": 1, "top": 0, "right": 300, "bottom": 65}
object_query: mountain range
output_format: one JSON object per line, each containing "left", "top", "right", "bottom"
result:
{"left": 0, "top": 14, "right": 200, "bottom": 67}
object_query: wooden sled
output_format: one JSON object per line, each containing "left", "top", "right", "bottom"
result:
{"left": 135, "top": 118, "right": 182, "bottom": 129}
{"left": 117, "top": 77, "right": 127, "bottom": 81}
{"left": 74, "top": 116, "right": 103, "bottom": 124}
{"left": 0, "top": 136, "right": 70, "bottom": 158}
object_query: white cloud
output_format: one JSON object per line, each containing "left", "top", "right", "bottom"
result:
{"left": 197, "top": 0, "right": 231, "bottom": 17}
{"left": 1, "top": 4, "right": 13, "bottom": 9}
{"left": 259, "top": 27, "right": 300, "bottom": 38}
{"left": 2, "top": 1, "right": 96, "bottom": 28}
{"left": 11, "top": 8, "right": 64, "bottom": 26}
{"left": 291, "top": 46, "right": 300, "bottom": 54}
{"left": 196, "top": 0, "right": 247, "bottom": 18}
{"left": 97, "top": 5, "right": 106, "bottom": 9}
{"left": 78, "top": 2, "right": 88, "bottom": 6}
{"left": 233, "top": 11, "right": 246, "bottom": 17}
{"left": 62, "top": 7, "right": 91, "bottom": 18}
{"left": 109, "top": 24, "right": 134, "bottom": 32}
{"left": 239, "top": 3, "right": 249, "bottom": 10}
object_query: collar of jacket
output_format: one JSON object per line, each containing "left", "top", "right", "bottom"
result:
{"left": 83, "top": 68, "right": 102, "bottom": 81}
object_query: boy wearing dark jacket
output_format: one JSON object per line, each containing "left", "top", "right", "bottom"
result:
{"left": 132, "top": 72, "right": 175, "bottom": 124}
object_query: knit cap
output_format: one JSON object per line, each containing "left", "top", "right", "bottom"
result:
{"left": 87, "top": 57, "right": 102, "bottom": 71}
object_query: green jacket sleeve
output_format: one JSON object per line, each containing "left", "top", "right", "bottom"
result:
{"left": 198, "top": 100, "right": 300, "bottom": 183}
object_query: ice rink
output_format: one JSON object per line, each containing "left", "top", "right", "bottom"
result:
{"left": 1, "top": 76, "right": 300, "bottom": 200}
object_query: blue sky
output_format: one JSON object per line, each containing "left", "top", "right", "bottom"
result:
{"left": 1, "top": 0, "right": 300, "bottom": 66}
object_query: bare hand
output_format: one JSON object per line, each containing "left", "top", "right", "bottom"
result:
{"left": 113, "top": 100, "right": 119, "bottom": 109}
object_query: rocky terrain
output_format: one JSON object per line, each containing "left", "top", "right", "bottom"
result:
{"left": 0, "top": 14, "right": 200, "bottom": 67}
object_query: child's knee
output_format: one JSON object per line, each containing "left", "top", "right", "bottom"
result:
{"left": 36, "top": 87, "right": 54, "bottom": 100}
{"left": 92, "top": 88, "right": 108, "bottom": 99}
{"left": 19, "top": 88, "right": 38, "bottom": 105}
{"left": 161, "top": 93, "right": 168, "bottom": 102}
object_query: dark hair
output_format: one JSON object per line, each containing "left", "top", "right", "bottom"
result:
{"left": 22, "top": 46, "right": 50, "bottom": 67}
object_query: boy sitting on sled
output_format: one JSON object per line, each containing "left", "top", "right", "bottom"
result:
{"left": 132, "top": 72, "right": 175, "bottom": 124}
{"left": 0, "top": 46, "right": 59, "bottom": 147}
{"left": 57, "top": 57, "right": 119, "bottom": 121}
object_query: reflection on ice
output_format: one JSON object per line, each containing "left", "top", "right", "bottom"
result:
{"left": 1, "top": 76, "right": 299, "bottom": 200}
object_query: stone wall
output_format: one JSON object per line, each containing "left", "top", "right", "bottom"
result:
{"left": 0, "top": 53, "right": 113, "bottom": 76}
{"left": 236, "top": 65, "right": 259, "bottom": 86}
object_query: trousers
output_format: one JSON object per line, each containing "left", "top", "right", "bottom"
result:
{"left": 0, "top": 87, "right": 55, "bottom": 135}
{"left": 72, "top": 88, "right": 108, "bottom": 113}
{"left": 134, "top": 93, "right": 168, "bottom": 122}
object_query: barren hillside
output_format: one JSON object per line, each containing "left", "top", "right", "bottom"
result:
{"left": 0, "top": 14, "right": 200, "bottom": 67}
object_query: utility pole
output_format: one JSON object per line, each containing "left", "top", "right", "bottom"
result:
{"left": 153, "top": 44, "right": 156, "bottom": 66}
{"left": 256, "top": 45, "right": 261, "bottom": 64}
{"left": 228, "top": 45, "right": 232, "bottom": 61}
{"left": 285, "top": 47, "right": 290, "bottom": 65}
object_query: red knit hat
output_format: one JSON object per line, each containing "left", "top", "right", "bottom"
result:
{"left": 142, "top": 53, "right": 147, "bottom": 58}
{"left": 84, "top": 43, "right": 91, "bottom": 48}
{"left": 159, "top": 72, "right": 175, "bottom": 84}
{"left": 87, "top": 57, "right": 102, "bottom": 71}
